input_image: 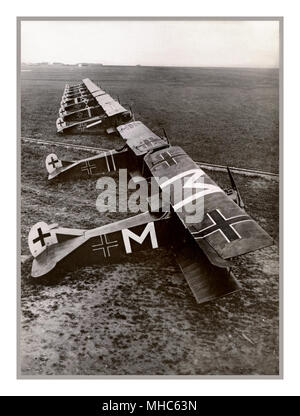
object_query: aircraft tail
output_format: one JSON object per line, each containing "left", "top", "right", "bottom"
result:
{"left": 56, "top": 117, "right": 66, "bottom": 133}
{"left": 45, "top": 153, "right": 63, "bottom": 176}
{"left": 28, "top": 212, "right": 171, "bottom": 279}
{"left": 28, "top": 222, "right": 85, "bottom": 278}
{"left": 45, "top": 153, "right": 74, "bottom": 180}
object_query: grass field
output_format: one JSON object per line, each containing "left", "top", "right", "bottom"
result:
{"left": 20, "top": 65, "right": 279, "bottom": 376}
{"left": 21, "top": 65, "right": 279, "bottom": 172}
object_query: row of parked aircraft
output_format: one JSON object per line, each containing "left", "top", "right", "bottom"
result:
{"left": 28, "top": 79, "right": 273, "bottom": 304}
{"left": 56, "top": 78, "right": 133, "bottom": 134}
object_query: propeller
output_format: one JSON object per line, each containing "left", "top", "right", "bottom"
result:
{"left": 227, "top": 167, "right": 245, "bottom": 209}
{"left": 162, "top": 128, "right": 170, "bottom": 145}
{"left": 129, "top": 105, "right": 135, "bottom": 121}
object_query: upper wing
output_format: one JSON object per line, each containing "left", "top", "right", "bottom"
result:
{"left": 102, "top": 101, "right": 128, "bottom": 117}
{"left": 144, "top": 145, "right": 273, "bottom": 262}
{"left": 82, "top": 78, "right": 106, "bottom": 96}
{"left": 117, "top": 121, "right": 167, "bottom": 156}
{"left": 95, "top": 93, "right": 127, "bottom": 117}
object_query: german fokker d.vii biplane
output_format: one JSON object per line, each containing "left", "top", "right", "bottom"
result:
{"left": 56, "top": 78, "right": 133, "bottom": 135}
{"left": 29, "top": 117, "right": 273, "bottom": 304}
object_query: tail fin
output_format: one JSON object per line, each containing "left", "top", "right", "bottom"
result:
{"left": 28, "top": 222, "right": 59, "bottom": 258}
{"left": 28, "top": 222, "right": 85, "bottom": 277}
{"left": 45, "top": 153, "right": 63, "bottom": 175}
{"left": 56, "top": 117, "right": 66, "bottom": 133}
{"left": 59, "top": 108, "right": 66, "bottom": 118}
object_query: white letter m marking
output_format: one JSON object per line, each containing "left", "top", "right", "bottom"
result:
{"left": 122, "top": 222, "right": 158, "bottom": 254}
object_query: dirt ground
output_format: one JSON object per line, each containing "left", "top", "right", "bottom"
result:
{"left": 20, "top": 65, "right": 280, "bottom": 376}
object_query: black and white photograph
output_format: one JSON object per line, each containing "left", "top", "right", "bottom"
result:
{"left": 18, "top": 18, "right": 281, "bottom": 377}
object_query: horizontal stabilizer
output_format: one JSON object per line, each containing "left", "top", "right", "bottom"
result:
{"left": 32, "top": 234, "right": 85, "bottom": 278}
{"left": 175, "top": 244, "right": 241, "bottom": 304}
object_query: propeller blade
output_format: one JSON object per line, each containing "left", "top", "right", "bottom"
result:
{"left": 227, "top": 167, "right": 245, "bottom": 209}
{"left": 129, "top": 105, "right": 135, "bottom": 121}
{"left": 162, "top": 128, "right": 169, "bottom": 144}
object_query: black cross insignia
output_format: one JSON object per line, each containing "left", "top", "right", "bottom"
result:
{"left": 48, "top": 156, "right": 59, "bottom": 168}
{"left": 136, "top": 137, "right": 161, "bottom": 151}
{"left": 57, "top": 119, "right": 64, "bottom": 128}
{"left": 191, "top": 209, "right": 251, "bottom": 243}
{"left": 152, "top": 151, "right": 185, "bottom": 168}
{"left": 33, "top": 227, "right": 51, "bottom": 247}
{"left": 92, "top": 234, "right": 119, "bottom": 257}
{"left": 81, "top": 161, "right": 97, "bottom": 176}
{"left": 136, "top": 138, "right": 153, "bottom": 149}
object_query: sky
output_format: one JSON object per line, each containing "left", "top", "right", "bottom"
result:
{"left": 21, "top": 20, "right": 280, "bottom": 68}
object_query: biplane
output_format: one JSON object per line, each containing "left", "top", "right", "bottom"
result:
{"left": 56, "top": 78, "right": 133, "bottom": 134}
{"left": 29, "top": 119, "right": 273, "bottom": 304}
